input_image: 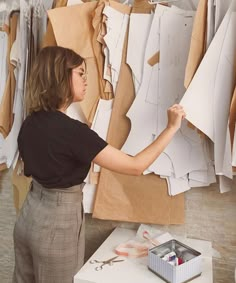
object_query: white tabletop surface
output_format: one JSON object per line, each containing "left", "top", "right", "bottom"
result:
{"left": 74, "top": 227, "right": 213, "bottom": 283}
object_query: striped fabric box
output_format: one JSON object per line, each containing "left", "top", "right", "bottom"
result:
{"left": 148, "top": 239, "right": 202, "bottom": 283}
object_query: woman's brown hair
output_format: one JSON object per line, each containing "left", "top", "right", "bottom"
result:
{"left": 26, "top": 46, "right": 84, "bottom": 114}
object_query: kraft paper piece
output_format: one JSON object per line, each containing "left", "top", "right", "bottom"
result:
{"left": 0, "top": 14, "right": 18, "bottom": 138}
{"left": 109, "top": 0, "right": 131, "bottom": 14}
{"left": 131, "top": 0, "right": 154, "bottom": 14}
{"left": 41, "top": 0, "right": 68, "bottom": 48}
{"left": 0, "top": 163, "right": 7, "bottom": 171}
{"left": 93, "top": 26, "right": 184, "bottom": 225}
{"left": 48, "top": 2, "right": 103, "bottom": 123}
{"left": 184, "top": 0, "right": 208, "bottom": 88}
{"left": 48, "top": 3, "right": 96, "bottom": 58}
{"left": 92, "top": 0, "right": 113, "bottom": 100}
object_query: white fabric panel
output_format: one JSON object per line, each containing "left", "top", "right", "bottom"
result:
{"left": 91, "top": 99, "right": 113, "bottom": 173}
{"left": 80, "top": 99, "right": 113, "bottom": 212}
{"left": 122, "top": 4, "right": 164, "bottom": 156}
{"left": 126, "top": 13, "right": 153, "bottom": 94}
{"left": 166, "top": 175, "right": 191, "bottom": 196}
{"left": 189, "top": 166, "right": 216, "bottom": 187}
{"left": 149, "top": 152, "right": 174, "bottom": 177}
{"left": 181, "top": 2, "right": 236, "bottom": 142}
{"left": 180, "top": 2, "right": 236, "bottom": 181}
{"left": 219, "top": 175, "right": 233, "bottom": 193}
{"left": 103, "top": 6, "right": 129, "bottom": 93}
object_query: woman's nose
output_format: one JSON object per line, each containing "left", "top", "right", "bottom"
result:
{"left": 82, "top": 73, "right": 87, "bottom": 81}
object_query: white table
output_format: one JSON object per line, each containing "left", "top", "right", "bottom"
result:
{"left": 74, "top": 227, "right": 213, "bottom": 283}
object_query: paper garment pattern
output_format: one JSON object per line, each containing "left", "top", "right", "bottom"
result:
{"left": 180, "top": 0, "right": 236, "bottom": 190}
{"left": 93, "top": 1, "right": 185, "bottom": 224}
{"left": 122, "top": 4, "right": 215, "bottom": 196}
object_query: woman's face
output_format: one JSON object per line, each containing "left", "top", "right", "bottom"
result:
{"left": 71, "top": 62, "right": 87, "bottom": 102}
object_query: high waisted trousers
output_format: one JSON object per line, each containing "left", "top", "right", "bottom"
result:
{"left": 13, "top": 179, "right": 85, "bottom": 283}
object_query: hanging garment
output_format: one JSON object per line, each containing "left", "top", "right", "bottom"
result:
{"left": 0, "top": 13, "right": 18, "bottom": 138}
{"left": 180, "top": 1, "right": 236, "bottom": 190}
{"left": 0, "top": 2, "right": 36, "bottom": 169}
{"left": 93, "top": 8, "right": 184, "bottom": 224}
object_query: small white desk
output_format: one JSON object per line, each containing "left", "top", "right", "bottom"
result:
{"left": 74, "top": 227, "right": 213, "bottom": 283}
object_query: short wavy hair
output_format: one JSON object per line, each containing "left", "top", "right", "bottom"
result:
{"left": 26, "top": 46, "right": 84, "bottom": 114}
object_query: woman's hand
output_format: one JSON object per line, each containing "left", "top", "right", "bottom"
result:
{"left": 166, "top": 104, "right": 186, "bottom": 132}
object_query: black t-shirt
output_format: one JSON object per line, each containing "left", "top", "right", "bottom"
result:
{"left": 18, "top": 110, "right": 108, "bottom": 188}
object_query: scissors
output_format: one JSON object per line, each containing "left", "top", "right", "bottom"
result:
{"left": 89, "top": 255, "right": 124, "bottom": 271}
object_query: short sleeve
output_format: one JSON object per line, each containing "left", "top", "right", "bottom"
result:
{"left": 71, "top": 121, "right": 108, "bottom": 164}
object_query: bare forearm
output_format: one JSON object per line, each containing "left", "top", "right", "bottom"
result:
{"left": 133, "top": 126, "right": 177, "bottom": 174}
{"left": 93, "top": 104, "right": 185, "bottom": 176}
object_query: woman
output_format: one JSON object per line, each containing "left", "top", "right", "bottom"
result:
{"left": 13, "top": 46, "right": 185, "bottom": 283}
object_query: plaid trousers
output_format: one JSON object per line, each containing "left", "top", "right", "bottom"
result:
{"left": 13, "top": 180, "right": 85, "bottom": 283}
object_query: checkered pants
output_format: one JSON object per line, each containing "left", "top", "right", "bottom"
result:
{"left": 13, "top": 180, "right": 85, "bottom": 283}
